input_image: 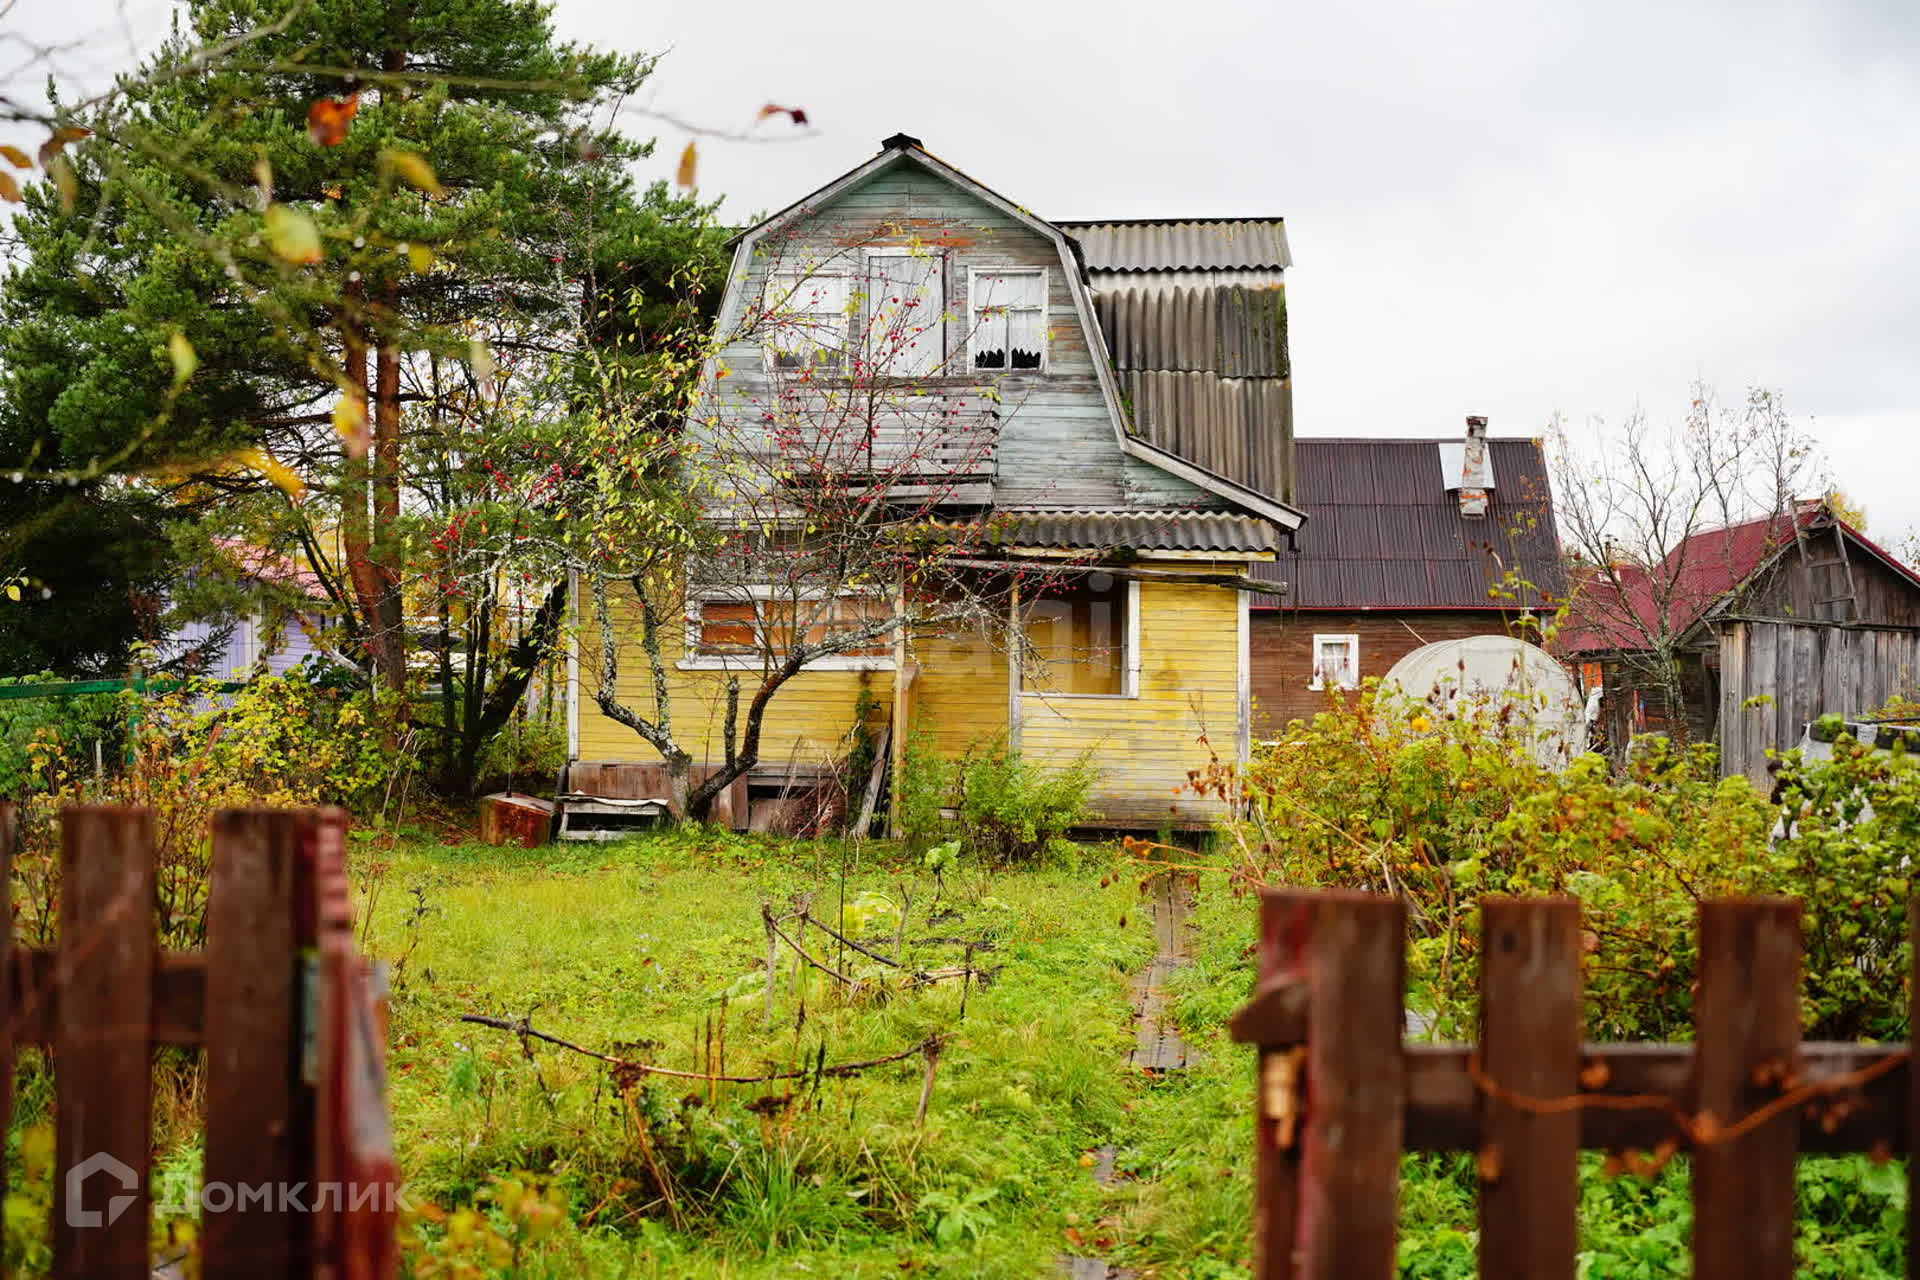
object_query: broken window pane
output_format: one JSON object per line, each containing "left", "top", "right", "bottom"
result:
{"left": 765, "top": 273, "right": 848, "bottom": 371}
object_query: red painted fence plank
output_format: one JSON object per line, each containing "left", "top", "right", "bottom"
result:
{"left": 1297, "top": 891, "right": 1404, "bottom": 1279}
{"left": 1692, "top": 898, "right": 1802, "bottom": 1280}
{"left": 202, "top": 809, "right": 315, "bottom": 1279}
{"left": 1478, "top": 897, "right": 1581, "bottom": 1279}
{"left": 51, "top": 807, "right": 156, "bottom": 1280}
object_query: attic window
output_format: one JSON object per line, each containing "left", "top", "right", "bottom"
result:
{"left": 865, "top": 249, "right": 946, "bottom": 376}
{"left": 970, "top": 268, "right": 1046, "bottom": 371}
{"left": 764, "top": 273, "right": 848, "bottom": 372}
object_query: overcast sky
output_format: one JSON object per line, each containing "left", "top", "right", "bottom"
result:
{"left": 11, "top": 0, "right": 1920, "bottom": 545}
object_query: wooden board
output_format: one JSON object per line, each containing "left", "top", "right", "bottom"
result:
{"left": 52, "top": 807, "right": 156, "bottom": 1280}
{"left": 201, "top": 810, "right": 311, "bottom": 1279}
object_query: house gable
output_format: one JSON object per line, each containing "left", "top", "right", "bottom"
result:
{"left": 705, "top": 138, "right": 1304, "bottom": 527}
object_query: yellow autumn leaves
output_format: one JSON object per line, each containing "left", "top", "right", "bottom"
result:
{"left": 263, "top": 149, "right": 444, "bottom": 266}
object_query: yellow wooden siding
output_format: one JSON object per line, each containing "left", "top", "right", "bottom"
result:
{"left": 907, "top": 624, "right": 1010, "bottom": 756}
{"left": 1017, "top": 579, "right": 1239, "bottom": 824}
{"left": 575, "top": 577, "right": 1242, "bottom": 827}
{"left": 575, "top": 590, "right": 882, "bottom": 768}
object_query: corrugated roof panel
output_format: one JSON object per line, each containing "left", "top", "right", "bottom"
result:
{"left": 949, "top": 509, "right": 1279, "bottom": 554}
{"left": 1059, "top": 220, "right": 1292, "bottom": 273}
{"left": 1258, "top": 437, "right": 1567, "bottom": 610}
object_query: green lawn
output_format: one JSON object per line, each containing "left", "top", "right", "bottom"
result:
{"left": 359, "top": 831, "right": 1907, "bottom": 1278}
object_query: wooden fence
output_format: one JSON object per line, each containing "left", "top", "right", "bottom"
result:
{"left": 0, "top": 803, "right": 397, "bottom": 1279}
{"left": 1229, "top": 889, "right": 1914, "bottom": 1280}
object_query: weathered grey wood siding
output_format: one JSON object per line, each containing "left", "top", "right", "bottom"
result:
{"left": 1716, "top": 620, "right": 1920, "bottom": 780}
{"left": 1733, "top": 533, "right": 1920, "bottom": 627}
{"left": 702, "top": 159, "right": 1214, "bottom": 512}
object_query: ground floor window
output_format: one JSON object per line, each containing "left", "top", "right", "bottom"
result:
{"left": 1021, "top": 575, "right": 1132, "bottom": 697}
{"left": 689, "top": 594, "right": 893, "bottom": 663}
{"left": 1310, "top": 632, "right": 1359, "bottom": 690}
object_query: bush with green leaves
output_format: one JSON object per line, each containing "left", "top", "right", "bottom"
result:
{"left": 1235, "top": 682, "right": 1918, "bottom": 1042}
{"left": 897, "top": 736, "right": 1097, "bottom": 864}
{"left": 0, "top": 677, "right": 124, "bottom": 798}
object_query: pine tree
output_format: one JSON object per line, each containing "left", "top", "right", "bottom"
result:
{"left": 0, "top": 0, "right": 725, "bottom": 782}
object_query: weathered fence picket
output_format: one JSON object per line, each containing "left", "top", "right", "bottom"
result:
{"left": 1232, "top": 888, "right": 1918, "bottom": 1280}
{"left": 0, "top": 802, "right": 395, "bottom": 1278}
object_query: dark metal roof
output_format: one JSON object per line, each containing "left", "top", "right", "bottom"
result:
{"left": 958, "top": 510, "right": 1280, "bottom": 554}
{"left": 1058, "top": 219, "right": 1292, "bottom": 273}
{"left": 1250, "top": 438, "right": 1566, "bottom": 609}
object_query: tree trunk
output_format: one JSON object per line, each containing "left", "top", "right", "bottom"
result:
{"left": 370, "top": 338, "right": 408, "bottom": 694}
{"left": 338, "top": 305, "right": 385, "bottom": 682}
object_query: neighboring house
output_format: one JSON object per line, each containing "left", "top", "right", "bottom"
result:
{"left": 569, "top": 133, "right": 1304, "bottom": 828}
{"left": 165, "top": 541, "right": 333, "bottom": 681}
{"left": 1247, "top": 422, "right": 1566, "bottom": 732}
{"left": 1558, "top": 500, "right": 1920, "bottom": 778}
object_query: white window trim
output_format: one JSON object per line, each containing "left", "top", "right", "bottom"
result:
{"left": 1018, "top": 579, "right": 1139, "bottom": 701}
{"left": 863, "top": 246, "right": 945, "bottom": 376}
{"left": 966, "top": 265, "right": 1049, "bottom": 374}
{"left": 678, "top": 588, "right": 898, "bottom": 673}
{"left": 760, "top": 270, "right": 850, "bottom": 375}
{"left": 1308, "top": 632, "right": 1360, "bottom": 691}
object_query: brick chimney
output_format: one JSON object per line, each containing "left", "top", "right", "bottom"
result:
{"left": 1458, "top": 416, "right": 1490, "bottom": 517}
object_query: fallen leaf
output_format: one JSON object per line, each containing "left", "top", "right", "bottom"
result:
{"left": 1062, "top": 1227, "right": 1084, "bottom": 1249}
{"left": 385, "top": 149, "right": 443, "bottom": 196}
{"left": 0, "top": 145, "right": 29, "bottom": 169}
{"left": 675, "top": 140, "right": 697, "bottom": 189}
{"left": 264, "top": 204, "right": 322, "bottom": 264}
{"left": 0, "top": 172, "right": 18, "bottom": 203}
{"left": 306, "top": 94, "right": 359, "bottom": 147}
{"left": 167, "top": 331, "right": 197, "bottom": 384}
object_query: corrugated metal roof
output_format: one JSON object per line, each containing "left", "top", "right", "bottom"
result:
{"left": 1121, "top": 371, "right": 1292, "bottom": 502}
{"left": 1096, "top": 286, "right": 1288, "bottom": 378}
{"left": 1250, "top": 438, "right": 1566, "bottom": 609}
{"left": 952, "top": 510, "right": 1280, "bottom": 554}
{"left": 1059, "top": 219, "right": 1292, "bottom": 273}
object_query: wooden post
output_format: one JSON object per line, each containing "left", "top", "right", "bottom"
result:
{"left": 1692, "top": 898, "right": 1801, "bottom": 1280}
{"left": 0, "top": 801, "right": 13, "bottom": 1280}
{"left": 1478, "top": 897, "right": 1581, "bottom": 1279}
{"left": 1909, "top": 898, "right": 1920, "bottom": 1280}
{"left": 202, "top": 809, "right": 316, "bottom": 1279}
{"left": 1249, "top": 890, "right": 1315, "bottom": 1280}
{"left": 52, "top": 807, "right": 156, "bottom": 1280}
{"left": 1297, "top": 891, "right": 1404, "bottom": 1279}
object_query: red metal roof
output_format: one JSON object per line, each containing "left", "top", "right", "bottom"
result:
{"left": 1553, "top": 505, "right": 1920, "bottom": 653}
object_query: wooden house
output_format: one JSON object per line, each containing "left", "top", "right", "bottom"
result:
{"left": 565, "top": 134, "right": 1304, "bottom": 829}
{"left": 1558, "top": 500, "right": 1920, "bottom": 777}
{"left": 1247, "top": 424, "right": 1566, "bottom": 733}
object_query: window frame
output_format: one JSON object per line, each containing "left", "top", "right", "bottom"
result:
{"left": 679, "top": 587, "right": 897, "bottom": 672}
{"left": 967, "top": 265, "right": 1049, "bottom": 374}
{"left": 1308, "top": 632, "right": 1360, "bottom": 691}
{"left": 1017, "top": 577, "right": 1140, "bottom": 701}
{"left": 862, "top": 246, "right": 947, "bottom": 377}
{"left": 760, "top": 270, "right": 851, "bottom": 375}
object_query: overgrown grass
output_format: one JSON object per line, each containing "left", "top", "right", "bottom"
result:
{"left": 363, "top": 827, "right": 1159, "bottom": 1276}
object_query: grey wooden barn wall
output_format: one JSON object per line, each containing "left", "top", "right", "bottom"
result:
{"left": 1717, "top": 619, "right": 1920, "bottom": 781}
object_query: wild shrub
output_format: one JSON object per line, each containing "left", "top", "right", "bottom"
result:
{"left": 954, "top": 745, "right": 1098, "bottom": 863}
{"left": 1232, "top": 683, "right": 1918, "bottom": 1042}
{"left": 0, "top": 676, "right": 122, "bottom": 797}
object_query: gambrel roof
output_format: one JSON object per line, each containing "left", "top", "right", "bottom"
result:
{"left": 714, "top": 134, "right": 1305, "bottom": 532}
